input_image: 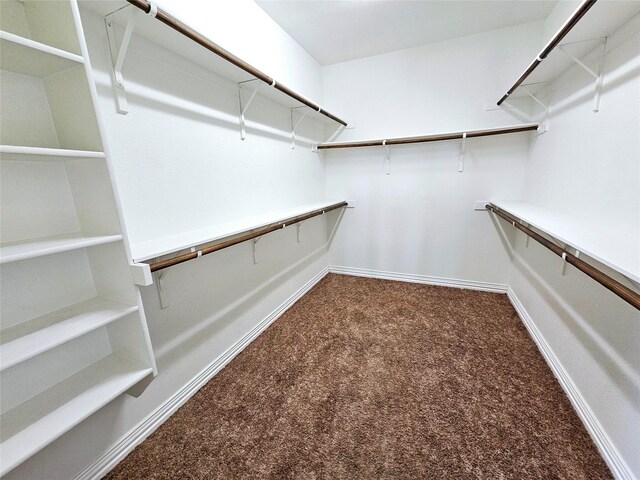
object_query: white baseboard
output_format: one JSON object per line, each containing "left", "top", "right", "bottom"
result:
{"left": 329, "top": 265, "right": 508, "bottom": 293}
{"left": 507, "top": 287, "right": 635, "bottom": 480}
{"left": 76, "top": 267, "right": 329, "bottom": 480}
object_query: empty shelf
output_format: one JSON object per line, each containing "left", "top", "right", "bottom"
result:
{"left": 490, "top": 201, "right": 640, "bottom": 283}
{"left": 0, "top": 31, "right": 84, "bottom": 77}
{"left": 0, "top": 298, "right": 139, "bottom": 371}
{"left": 0, "top": 233, "right": 123, "bottom": 264}
{"left": 131, "top": 200, "right": 347, "bottom": 262}
{"left": 0, "top": 354, "right": 153, "bottom": 476}
{"left": 0, "top": 145, "right": 105, "bottom": 161}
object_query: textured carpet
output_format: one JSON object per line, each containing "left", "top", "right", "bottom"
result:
{"left": 106, "top": 274, "right": 611, "bottom": 479}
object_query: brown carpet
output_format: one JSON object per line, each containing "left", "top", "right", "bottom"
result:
{"left": 106, "top": 274, "right": 611, "bottom": 479}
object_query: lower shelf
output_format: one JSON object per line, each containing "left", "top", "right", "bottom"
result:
{"left": 0, "top": 354, "right": 153, "bottom": 476}
{"left": 0, "top": 297, "right": 139, "bottom": 371}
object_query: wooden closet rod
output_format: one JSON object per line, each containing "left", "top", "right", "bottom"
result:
{"left": 125, "top": 0, "right": 348, "bottom": 127}
{"left": 316, "top": 124, "right": 538, "bottom": 150}
{"left": 486, "top": 204, "right": 640, "bottom": 310}
{"left": 497, "top": 0, "right": 597, "bottom": 106}
{"left": 148, "top": 201, "right": 348, "bottom": 272}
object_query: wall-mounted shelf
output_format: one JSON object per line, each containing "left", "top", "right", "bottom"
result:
{"left": 82, "top": 0, "right": 347, "bottom": 131}
{"left": 316, "top": 124, "right": 539, "bottom": 150}
{"left": 0, "top": 233, "right": 123, "bottom": 264}
{"left": 0, "top": 353, "right": 153, "bottom": 477}
{"left": 0, "top": 145, "right": 105, "bottom": 161}
{"left": 0, "top": 30, "right": 84, "bottom": 77}
{"left": 132, "top": 200, "right": 348, "bottom": 264}
{"left": 497, "top": 0, "right": 640, "bottom": 108}
{"left": 490, "top": 201, "right": 639, "bottom": 284}
{"left": 0, "top": 298, "right": 139, "bottom": 371}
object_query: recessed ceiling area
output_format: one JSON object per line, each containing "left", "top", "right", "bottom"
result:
{"left": 255, "top": 0, "right": 557, "bottom": 66}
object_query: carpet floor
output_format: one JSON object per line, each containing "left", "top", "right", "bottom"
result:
{"left": 106, "top": 274, "right": 611, "bottom": 479}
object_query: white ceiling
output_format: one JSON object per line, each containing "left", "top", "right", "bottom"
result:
{"left": 255, "top": 0, "right": 557, "bottom": 66}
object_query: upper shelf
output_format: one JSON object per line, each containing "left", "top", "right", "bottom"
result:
{"left": 0, "top": 145, "right": 105, "bottom": 161}
{"left": 0, "top": 30, "right": 84, "bottom": 78}
{"left": 81, "top": 0, "right": 347, "bottom": 127}
{"left": 497, "top": 0, "right": 640, "bottom": 104}
{"left": 490, "top": 201, "right": 640, "bottom": 283}
{"left": 0, "top": 233, "right": 123, "bottom": 264}
{"left": 132, "top": 200, "right": 348, "bottom": 263}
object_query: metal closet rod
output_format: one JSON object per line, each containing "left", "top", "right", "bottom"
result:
{"left": 497, "top": 0, "right": 598, "bottom": 106}
{"left": 486, "top": 204, "right": 640, "bottom": 311}
{"left": 125, "top": 0, "right": 347, "bottom": 127}
{"left": 148, "top": 201, "right": 348, "bottom": 272}
{"left": 316, "top": 125, "right": 538, "bottom": 150}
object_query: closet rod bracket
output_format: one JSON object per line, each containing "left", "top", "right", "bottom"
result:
{"left": 105, "top": 9, "right": 140, "bottom": 114}
{"left": 458, "top": 132, "right": 467, "bottom": 173}
{"left": 131, "top": 262, "right": 153, "bottom": 286}
{"left": 383, "top": 140, "right": 390, "bottom": 175}
{"left": 290, "top": 106, "right": 309, "bottom": 150}
{"left": 238, "top": 79, "right": 262, "bottom": 140}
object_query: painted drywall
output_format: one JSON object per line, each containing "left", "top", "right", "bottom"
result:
{"left": 323, "top": 21, "right": 544, "bottom": 286}
{"left": 2, "top": 2, "right": 335, "bottom": 479}
{"left": 509, "top": 12, "right": 640, "bottom": 478}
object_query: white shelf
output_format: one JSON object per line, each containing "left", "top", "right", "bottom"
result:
{"left": 0, "top": 233, "right": 123, "bottom": 264}
{"left": 503, "top": 1, "right": 640, "bottom": 100}
{"left": 132, "top": 200, "right": 347, "bottom": 262}
{"left": 0, "top": 354, "right": 153, "bottom": 476}
{"left": 0, "top": 145, "right": 105, "bottom": 161}
{"left": 81, "top": 1, "right": 345, "bottom": 127}
{"left": 0, "top": 31, "right": 84, "bottom": 77}
{"left": 490, "top": 201, "right": 640, "bottom": 283}
{"left": 0, "top": 298, "right": 139, "bottom": 371}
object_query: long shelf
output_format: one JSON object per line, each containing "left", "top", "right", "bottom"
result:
{"left": 0, "top": 353, "right": 153, "bottom": 476}
{"left": 0, "top": 298, "right": 139, "bottom": 372}
{"left": 82, "top": 1, "right": 346, "bottom": 127}
{"left": 132, "top": 200, "right": 349, "bottom": 263}
{"left": 0, "top": 30, "right": 84, "bottom": 77}
{"left": 0, "top": 145, "right": 105, "bottom": 161}
{"left": 497, "top": 0, "right": 640, "bottom": 104}
{"left": 490, "top": 201, "right": 639, "bottom": 284}
{"left": 317, "top": 124, "right": 539, "bottom": 150}
{"left": 0, "top": 233, "right": 123, "bottom": 264}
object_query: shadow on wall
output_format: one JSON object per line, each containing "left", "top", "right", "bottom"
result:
{"left": 511, "top": 237, "right": 640, "bottom": 406}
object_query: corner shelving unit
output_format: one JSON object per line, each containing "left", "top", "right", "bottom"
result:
{"left": 0, "top": 0, "right": 157, "bottom": 475}
{"left": 497, "top": 0, "right": 640, "bottom": 111}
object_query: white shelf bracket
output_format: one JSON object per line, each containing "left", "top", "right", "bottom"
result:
{"left": 383, "top": 140, "right": 390, "bottom": 175}
{"left": 557, "top": 38, "right": 607, "bottom": 112}
{"left": 325, "top": 124, "right": 346, "bottom": 144}
{"left": 521, "top": 86, "right": 549, "bottom": 114}
{"left": 105, "top": 12, "right": 138, "bottom": 115}
{"left": 238, "top": 79, "right": 262, "bottom": 140}
{"left": 297, "top": 222, "right": 304, "bottom": 243}
{"left": 458, "top": 132, "right": 467, "bottom": 173}
{"left": 290, "top": 106, "right": 309, "bottom": 150}
{"left": 155, "top": 270, "right": 170, "bottom": 309}
{"left": 252, "top": 236, "right": 261, "bottom": 264}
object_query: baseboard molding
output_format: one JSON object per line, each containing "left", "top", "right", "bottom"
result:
{"left": 76, "top": 266, "right": 330, "bottom": 480}
{"left": 507, "top": 287, "right": 635, "bottom": 480}
{"left": 329, "top": 265, "right": 508, "bottom": 293}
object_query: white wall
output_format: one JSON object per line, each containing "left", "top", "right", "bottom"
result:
{"left": 509, "top": 11, "right": 640, "bottom": 478}
{"left": 4, "top": 2, "right": 335, "bottom": 479}
{"left": 323, "top": 22, "right": 544, "bottom": 287}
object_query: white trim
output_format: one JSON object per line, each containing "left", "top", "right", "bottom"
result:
{"left": 329, "top": 265, "right": 508, "bottom": 293}
{"left": 507, "top": 287, "right": 635, "bottom": 480}
{"left": 75, "top": 267, "right": 329, "bottom": 480}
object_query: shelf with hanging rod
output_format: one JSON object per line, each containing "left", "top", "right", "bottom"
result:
{"left": 486, "top": 201, "right": 639, "bottom": 310}
{"left": 496, "top": 0, "right": 640, "bottom": 112}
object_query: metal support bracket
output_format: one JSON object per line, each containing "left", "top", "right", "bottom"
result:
{"left": 458, "top": 132, "right": 467, "bottom": 173}
{"left": 556, "top": 37, "right": 607, "bottom": 112}
{"left": 252, "top": 236, "right": 261, "bottom": 264}
{"left": 155, "top": 270, "right": 169, "bottom": 309}
{"left": 383, "top": 140, "right": 390, "bottom": 175}
{"left": 104, "top": 2, "right": 157, "bottom": 114}
{"left": 238, "top": 79, "right": 262, "bottom": 140}
{"left": 521, "top": 86, "right": 549, "bottom": 114}
{"left": 290, "top": 106, "right": 309, "bottom": 150}
{"left": 297, "top": 222, "right": 303, "bottom": 243}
